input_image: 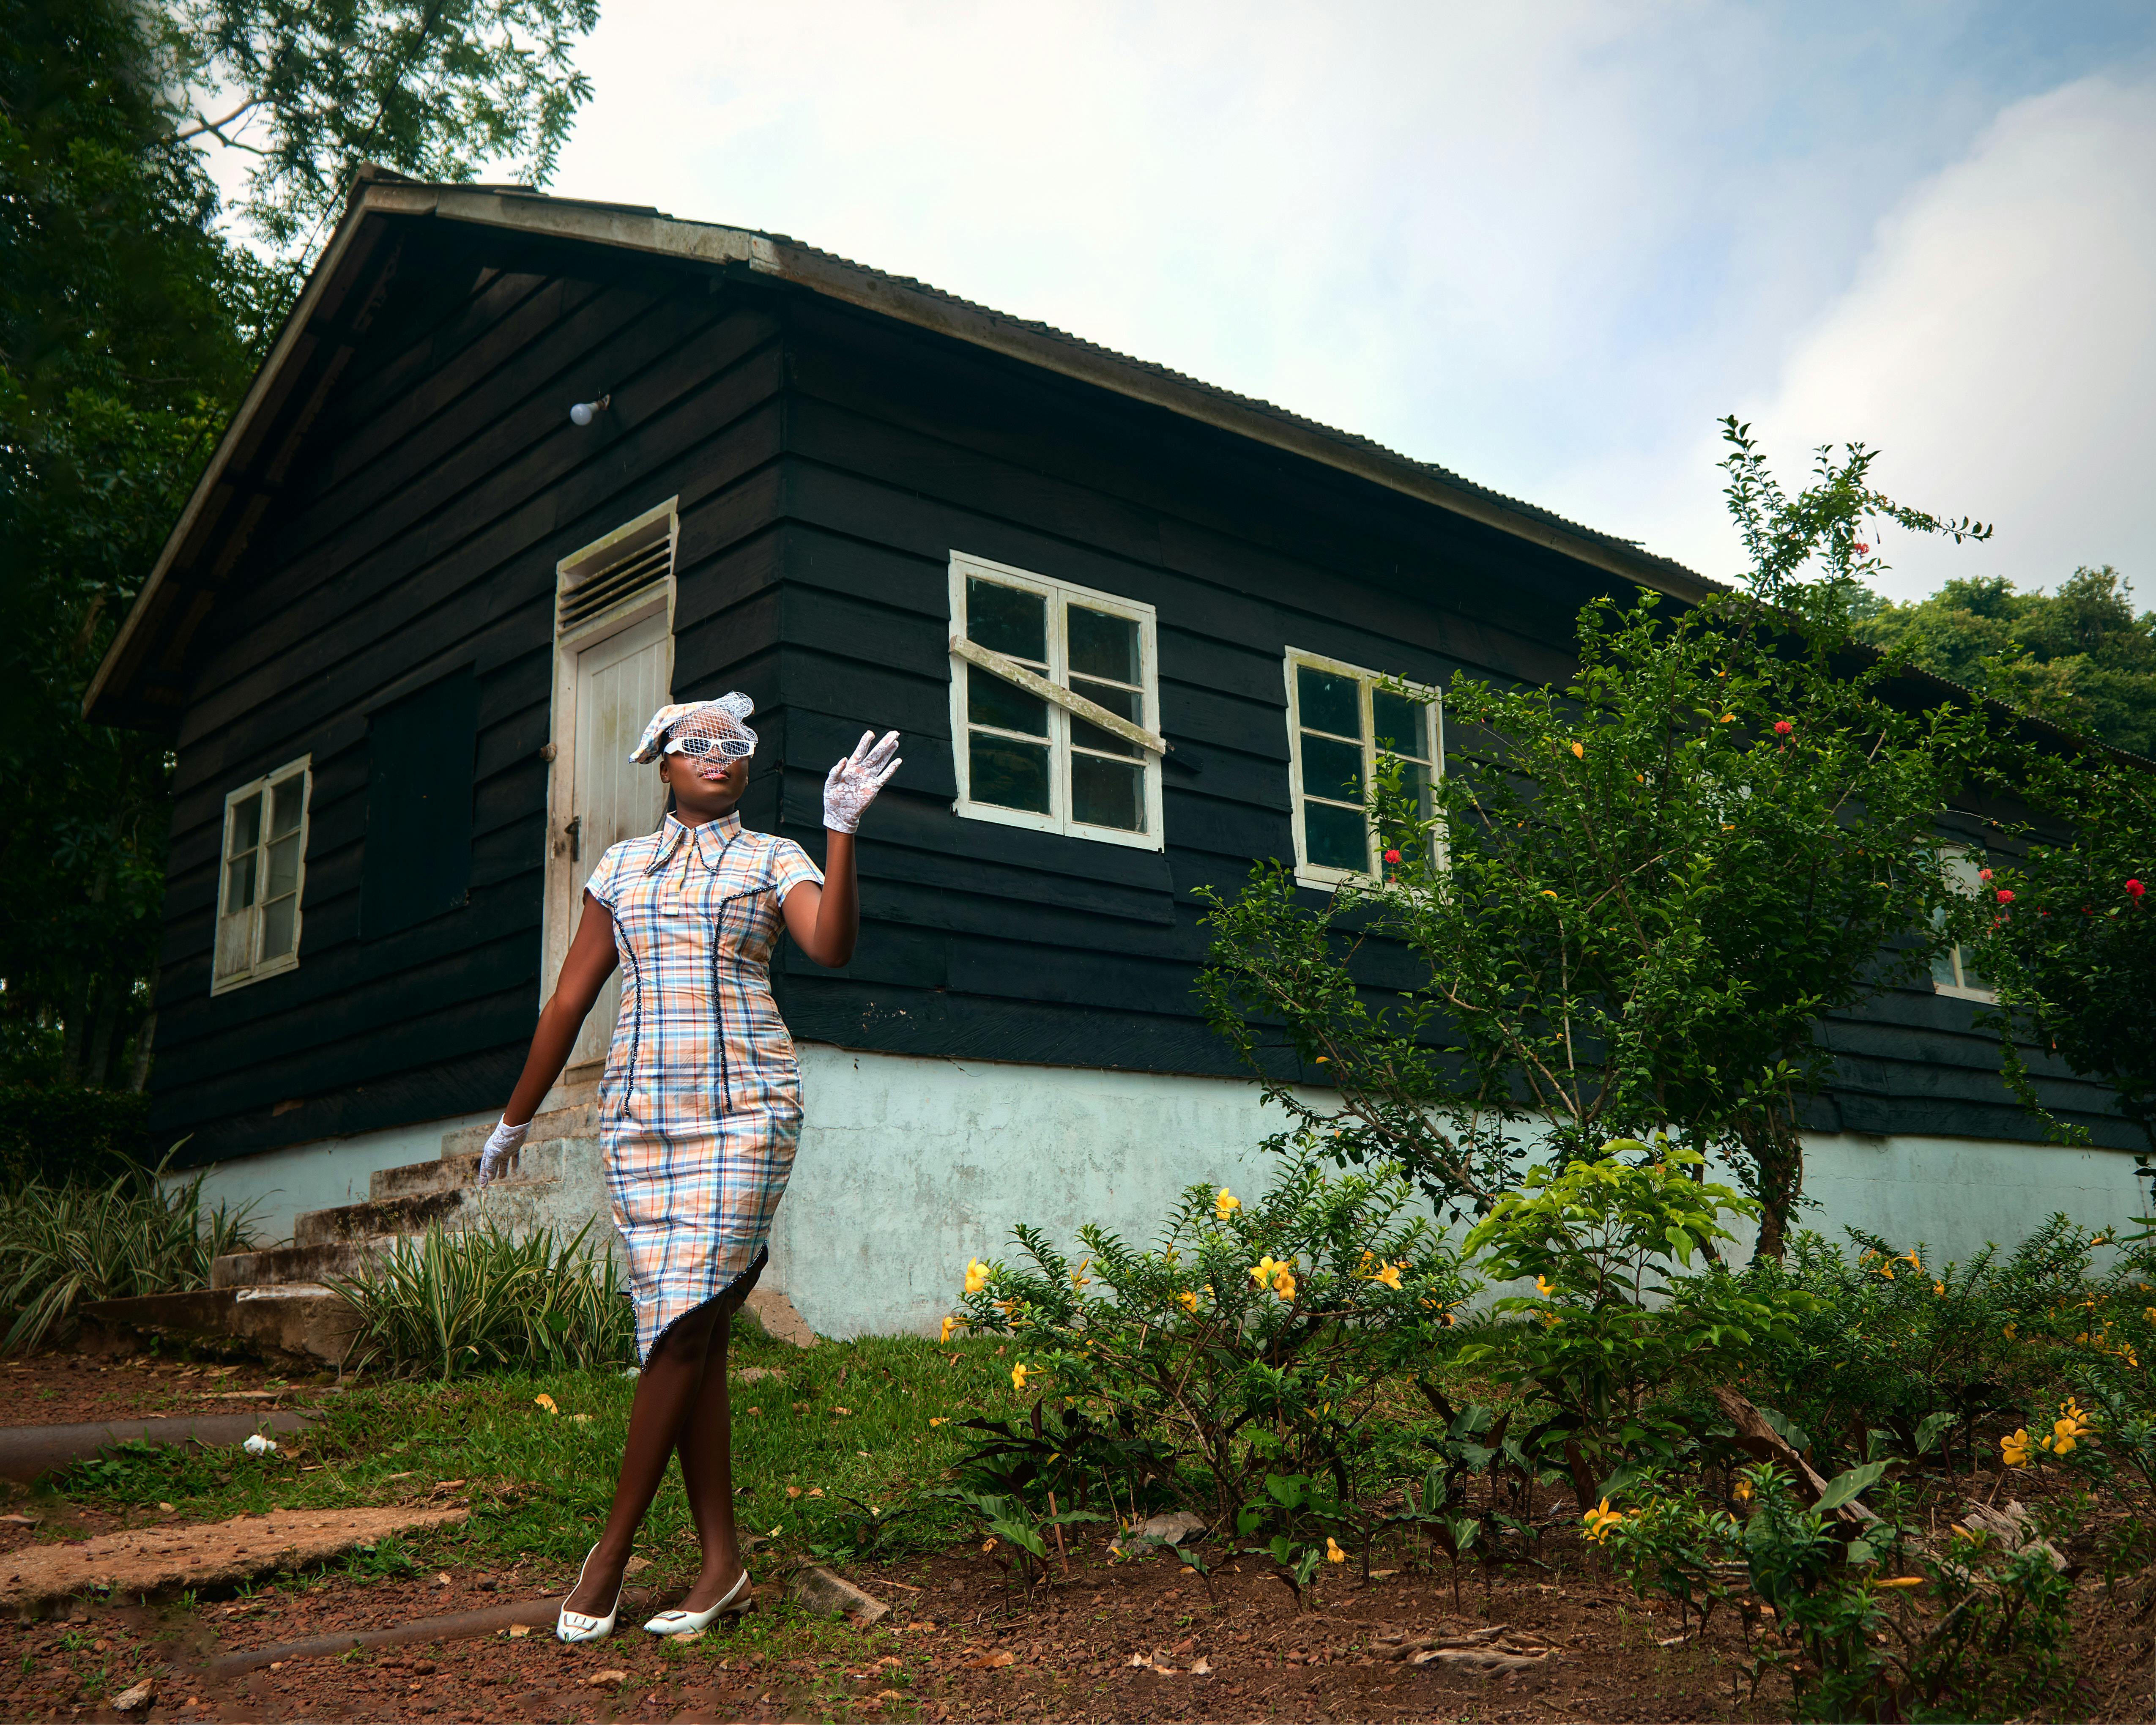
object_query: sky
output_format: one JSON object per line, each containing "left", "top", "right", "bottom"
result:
{"left": 520, "top": 3, "right": 2156, "bottom": 604}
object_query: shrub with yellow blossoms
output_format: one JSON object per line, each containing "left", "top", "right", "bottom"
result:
{"left": 936, "top": 1143, "right": 1477, "bottom": 1531}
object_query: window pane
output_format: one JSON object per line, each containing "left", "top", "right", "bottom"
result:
{"left": 225, "top": 853, "right": 257, "bottom": 912}
{"left": 265, "top": 832, "right": 302, "bottom": 898}
{"left": 229, "top": 794, "right": 262, "bottom": 858}
{"left": 215, "top": 907, "right": 253, "bottom": 978}
{"left": 1373, "top": 691, "right": 1429, "bottom": 760}
{"left": 967, "top": 578, "right": 1047, "bottom": 664}
{"left": 1297, "top": 665, "right": 1361, "bottom": 739}
{"left": 1070, "top": 677, "right": 1142, "bottom": 757}
{"left": 969, "top": 733, "right": 1052, "bottom": 813}
{"left": 270, "top": 775, "right": 305, "bottom": 837}
{"left": 260, "top": 893, "right": 297, "bottom": 960}
{"left": 1300, "top": 734, "right": 1363, "bottom": 801}
{"left": 1382, "top": 758, "right": 1432, "bottom": 821}
{"left": 1304, "top": 800, "right": 1370, "bottom": 873}
{"left": 1068, "top": 606, "right": 1139, "bottom": 683}
{"left": 1957, "top": 950, "right": 1987, "bottom": 992}
{"left": 1072, "top": 753, "right": 1144, "bottom": 831}
{"left": 968, "top": 668, "right": 1049, "bottom": 736}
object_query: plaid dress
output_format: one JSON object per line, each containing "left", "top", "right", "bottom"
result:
{"left": 584, "top": 812, "right": 824, "bottom": 1359}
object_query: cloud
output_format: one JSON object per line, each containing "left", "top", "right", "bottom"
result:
{"left": 1497, "top": 72, "right": 2156, "bottom": 599}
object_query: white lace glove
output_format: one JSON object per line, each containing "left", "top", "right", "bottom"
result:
{"left": 476, "top": 1116, "right": 529, "bottom": 1188}
{"left": 822, "top": 730, "right": 901, "bottom": 834}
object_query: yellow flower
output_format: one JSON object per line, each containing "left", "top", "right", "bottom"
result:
{"left": 1324, "top": 1538, "right": 1346, "bottom": 1564}
{"left": 534, "top": 1393, "right": 558, "bottom": 1416}
{"left": 1732, "top": 1478, "right": 1753, "bottom": 1503}
{"left": 1178, "top": 1290, "right": 1199, "bottom": 1313}
{"left": 1535, "top": 1275, "right": 1557, "bottom": 1298}
{"left": 1071, "top": 1258, "right": 1092, "bottom": 1291}
{"left": 1367, "top": 1261, "right": 1404, "bottom": 1290}
{"left": 941, "top": 1316, "right": 957, "bottom": 1344}
{"left": 1540, "top": 890, "right": 1559, "bottom": 899}
{"left": 1934, "top": 1281, "right": 1945, "bottom": 1297}
{"left": 1720, "top": 713, "right": 1736, "bottom": 723}
{"left": 1214, "top": 1189, "right": 1240, "bottom": 1220}
{"left": 2000, "top": 1429, "right": 2031, "bottom": 1467}
{"left": 1902, "top": 1251, "right": 1921, "bottom": 1270}
{"left": 1880, "top": 1261, "right": 1895, "bottom": 1281}
{"left": 928, "top": 1417, "right": 947, "bottom": 1428}
{"left": 1010, "top": 1363, "right": 1030, "bottom": 1392}
{"left": 1583, "top": 1499, "right": 1624, "bottom": 1543}
{"left": 1570, "top": 742, "right": 1584, "bottom": 759}
{"left": 964, "top": 1257, "right": 990, "bottom": 1295}
{"left": 2003, "top": 1323, "right": 2017, "bottom": 1340}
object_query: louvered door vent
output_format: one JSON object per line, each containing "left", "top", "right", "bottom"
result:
{"left": 558, "top": 533, "right": 672, "bottom": 631}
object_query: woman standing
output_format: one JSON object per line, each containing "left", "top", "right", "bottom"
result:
{"left": 475, "top": 694, "right": 900, "bottom": 1642}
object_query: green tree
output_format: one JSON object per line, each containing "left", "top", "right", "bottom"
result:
{"left": 1968, "top": 753, "right": 2156, "bottom": 1155}
{"left": 1851, "top": 568, "right": 2156, "bottom": 760}
{"left": 1198, "top": 422, "right": 1993, "bottom": 1257}
{"left": 0, "top": 0, "right": 599, "bottom": 1084}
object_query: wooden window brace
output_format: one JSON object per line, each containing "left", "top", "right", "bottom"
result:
{"left": 951, "top": 635, "right": 1168, "bottom": 755}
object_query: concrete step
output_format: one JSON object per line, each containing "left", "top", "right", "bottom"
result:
{"left": 211, "top": 1240, "right": 387, "bottom": 1292}
{"left": 432, "top": 1098, "right": 602, "bottom": 1172}
{"left": 367, "top": 1137, "right": 573, "bottom": 1203}
{"left": 77, "top": 1286, "right": 357, "bottom": 1366}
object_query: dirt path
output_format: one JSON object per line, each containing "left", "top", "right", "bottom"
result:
{"left": 1, "top": 1353, "right": 309, "bottom": 1427}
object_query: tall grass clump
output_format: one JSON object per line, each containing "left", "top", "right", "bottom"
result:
{"left": 333, "top": 1219, "right": 635, "bottom": 1379}
{"left": 0, "top": 1161, "right": 260, "bottom": 1350}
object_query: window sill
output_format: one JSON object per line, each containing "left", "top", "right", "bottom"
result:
{"left": 211, "top": 953, "right": 300, "bottom": 997}
{"left": 953, "top": 798, "right": 1163, "bottom": 853}
{"left": 1932, "top": 983, "right": 1999, "bottom": 1004}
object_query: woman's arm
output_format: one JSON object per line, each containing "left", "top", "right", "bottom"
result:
{"left": 781, "top": 830, "right": 858, "bottom": 967}
{"left": 501, "top": 890, "right": 621, "bottom": 1126}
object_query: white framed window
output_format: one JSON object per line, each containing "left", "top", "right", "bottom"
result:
{"left": 1284, "top": 651, "right": 1441, "bottom": 890}
{"left": 948, "top": 553, "right": 1164, "bottom": 851}
{"left": 1930, "top": 843, "right": 1997, "bottom": 1002}
{"left": 213, "top": 756, "right": 312, "bottom": 994}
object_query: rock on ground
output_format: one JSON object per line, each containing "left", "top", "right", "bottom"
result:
{"left": 1, "top": 1507, "right": 467, "bottom": 1615}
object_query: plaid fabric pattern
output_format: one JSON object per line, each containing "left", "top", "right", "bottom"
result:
{"left": 586, "top": 812, "right": 824, "bottom": 1358}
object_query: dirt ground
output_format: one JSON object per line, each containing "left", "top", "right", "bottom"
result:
{"left": 0, "top": 1531, "right": 1801, "bottom": 1723}
{"left": 0, "top": 1353, "right": 308, "bottom": 1428}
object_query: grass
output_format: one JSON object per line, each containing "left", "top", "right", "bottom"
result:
{"left": 31, "top": 1320, "right": 1030, "bottom": 1577}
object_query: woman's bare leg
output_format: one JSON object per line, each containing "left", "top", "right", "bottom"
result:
{"left": 674, "top": 1304, "right": 746, "bottom": 1608}
{"left": 562, "top": 1302, "right": 722, "bottom": 1615}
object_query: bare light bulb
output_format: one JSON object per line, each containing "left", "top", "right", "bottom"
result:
{"left": 569, "top": 393, "right": 610, "bottom": 427}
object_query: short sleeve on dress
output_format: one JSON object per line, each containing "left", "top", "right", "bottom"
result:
{"left": 767, "top": 838, "right": 825, "bottom": 904}
{"left": 583, "top": 844, "right": 628, "bottom": 914}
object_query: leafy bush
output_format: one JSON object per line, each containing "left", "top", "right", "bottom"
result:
{"left": 332, "top": 1220, "right": 634, "bottom": 1379}
{"left": 0, "top": 1084, "right": 152, "bottom": 1186}
{"left": 1604, "top": 1462, "right": 2076, "bottom": 1722}
{"left": 1743, "top": 1217, "right": 2112, "bottom": 1472}
{"left": 1456, "top": 1143, "right": 1808, "bottom": 1505}
{"left": 0, "top": 1161, "right": 258, "bottom": 1350}
{"left": 948, "top": 1148, "right": 1477, "bottom": 1528}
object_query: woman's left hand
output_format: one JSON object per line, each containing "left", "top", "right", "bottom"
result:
{"left": 822, "top": 730, "right": 901, "bottom": 833}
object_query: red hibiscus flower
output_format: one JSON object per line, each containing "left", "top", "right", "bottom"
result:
{"left": 2129, "top": 879, "right": 2147, "bottom": 899}
{"left": 1773, "top": 720, "right": 1794, "bottom": 737}
{"left": 1383, "top": 849, "right": 1402, "bottom": 865}
{"left": 1996, "top": 889, "right": 2015, "bottom": 904}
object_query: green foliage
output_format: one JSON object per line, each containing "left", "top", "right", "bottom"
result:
{"left": 935, "top": 1486, "right": 1105, "bottom": 1591}
{"left": 1851, "top": 567, "right": 2156, "bottom": 760}
{"left": 1965, "top": 752, "right": 2156, "bottom": 1153}
{"left": 175, "top": 0, "right": 599, "bottom": 256}
{"left": 0, "top": 0, "right": 599, "bottom": 1086}
{"left": 1608, "top": 1462, "right": 2076, "bottom": 1722}
{"left": 1456, "top": 1143, "right": 1807, "bottom": 1504}
{"left": 330, "top": 1219, "right": 634, "bottom": 1379}
{"left": 947, "top": 1148, "right": 1477, "bottom": 1529}
{"left": 1197, "top": 422, "right": 1992, "bottom": 1251}
{"left": 1740, "top": 1219, "right": 2110, "bottom": 1473}
{"left": 1231, "top": 1471, "right": 1353, "bottom": 1606}
{"left": 0, "top": 1158, "right": 258, "bottom": 1349}
{"left": 0, "top": 1082, "right": 150, "bottom": 1183}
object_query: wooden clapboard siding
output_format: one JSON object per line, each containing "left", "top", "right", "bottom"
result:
{"left": 149, "top": 227, "right": 794, "bottom": 1160}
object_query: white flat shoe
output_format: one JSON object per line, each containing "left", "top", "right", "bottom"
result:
{"left": 556, "top": 1544, "right": 624, "bottom": 1643}
{"left": 643, "top": 1567, "right": 752, "bottom": 1635}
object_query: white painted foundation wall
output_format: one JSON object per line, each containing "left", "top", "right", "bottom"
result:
{"left": 186, "top": 1046, "right": 2150, "bottom": 1339}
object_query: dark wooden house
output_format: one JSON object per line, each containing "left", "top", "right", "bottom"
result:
{"left": 85, "top": 170, "right": 2142, "bottom": 1337}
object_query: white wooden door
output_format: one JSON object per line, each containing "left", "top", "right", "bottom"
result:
{"left": 560, "top": 610, "right": 671, "bottom": 1070}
